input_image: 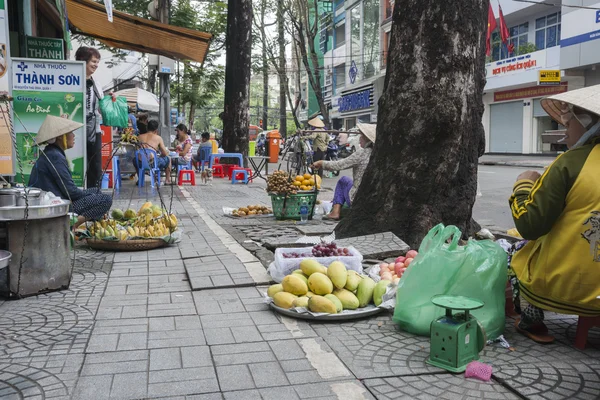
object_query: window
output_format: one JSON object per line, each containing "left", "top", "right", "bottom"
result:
{"left": 350, "top": 6, "right": 361, "bottom": 82}
{"left": 491, "top": 22, "right": 529, "bottom": 61}
{"left": 363, "top": 0, "right": 379, "bottom": 79}
{"left": 335, "top": 63, "right": 346, "bottom": 90}
{"left": 535, "top": 12, "right": 561, "bottom": 50}
{"left": 335, "top": 24, "right": 345, "bottom": 48}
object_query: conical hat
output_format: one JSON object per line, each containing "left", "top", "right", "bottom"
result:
{"left": 308, "top": 117, "right": 325, "bottom": 128}
{"left": 541, "top": 84, "right": 600, "bottom": 126}
{"left": 357, "top": 123, "right": 377, "bottom": 143}
{"left": 36, "top": 115, "right": 84, "bottom": 144}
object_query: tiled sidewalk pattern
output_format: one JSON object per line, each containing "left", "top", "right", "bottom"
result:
{"left": 0, "top": 180, "right": 599, "bottom": 399}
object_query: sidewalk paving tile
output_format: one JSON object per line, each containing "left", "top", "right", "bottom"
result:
{"left": 184, "top": 255, "right": 256, "bottom": 290}
{"left": 363, "top": 376, "right": 520, "bottom": 399}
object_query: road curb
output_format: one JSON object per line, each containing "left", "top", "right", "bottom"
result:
{"left": 479, "top": 161, "right": 549, "bottom": 168}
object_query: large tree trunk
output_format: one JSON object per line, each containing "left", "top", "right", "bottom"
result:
{"left": 335, "top": 0, "right": 487, "bottom": 248}
{"left": 277, "top": 0, "right": 287, "bottom": 137}
{"left": 222, "top": 0, "right": 252, "bottom": 160}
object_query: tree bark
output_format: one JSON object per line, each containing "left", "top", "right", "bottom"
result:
{"left": 335, "top": 0, "right": 487, "bottom": 248}
{"left": 222, "top": 0, "right": 252, "bottom": 161}
{"left": 277, "top": 0, "right": 287, "bottom": 137}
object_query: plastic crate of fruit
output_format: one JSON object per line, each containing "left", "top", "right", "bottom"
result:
{"left": 269, "top": 192, "right": 317, "bottom": 221}
{"left": 269, "top": 243, "right": 363, "bottom": 282}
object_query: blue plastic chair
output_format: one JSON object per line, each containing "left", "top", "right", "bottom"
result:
{"left": 135, "top": 149, "right": 161, "bottom": 188}
{"left": 198, "top": 146, "right": 212, "bottom": 171}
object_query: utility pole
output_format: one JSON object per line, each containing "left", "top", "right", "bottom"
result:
{"left": 158, "top": 0, "right": 171, "bottom": 144}
{"left": 277, "top": 0, "right": 287, "bottom": 138}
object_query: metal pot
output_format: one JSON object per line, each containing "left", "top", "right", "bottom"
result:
{"left": 0, "top": 189, "right": 19, "bottom": 207}
{"left": 15, "top": 188, "right": 42, "bottom": 207}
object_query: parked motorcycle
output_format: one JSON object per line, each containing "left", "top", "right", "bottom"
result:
{"left": 325, "top": 139, "right": 340, "bottom": 177}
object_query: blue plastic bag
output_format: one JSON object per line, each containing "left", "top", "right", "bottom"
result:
{"left": 99, "top": 96, "right": 129, "bottom": 128}
{"left": 393, "top": 224, "right": 507, "bottom": 339}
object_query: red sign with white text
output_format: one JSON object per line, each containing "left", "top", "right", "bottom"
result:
{"left": 494, "top": 83, "right": 568, "bottom": 102}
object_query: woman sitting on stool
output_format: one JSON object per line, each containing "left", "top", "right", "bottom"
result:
{"left": 29, "top": 115, "right": 112, "bottom": 230}
{"left": 312, "top": 123, "right": 376, "bottom": 220}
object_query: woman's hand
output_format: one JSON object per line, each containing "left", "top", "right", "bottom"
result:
{"left": 516, "top": 170, "right": 541, "bottom": 182}
{"left": 312, "top": 160, "right": 323, "bottom": 169}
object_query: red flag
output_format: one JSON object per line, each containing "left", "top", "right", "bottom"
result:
{"left": 499, "top": 4, "right": 510, "bottom": 44}
{"left": 486, "top": 3, "right": 498, "bottom": 56}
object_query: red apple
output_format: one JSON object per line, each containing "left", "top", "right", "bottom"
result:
{"left": 405, "top": 258, "right": 414, "bottom": 267}
{"left": 406, "top": 250, "right": 418, "bottom": 259}
{"left": 395, "top": 256, "right": 406, "bottom": 263}
{"left": 394, "top": 263, "right": 405, "bottom": 276}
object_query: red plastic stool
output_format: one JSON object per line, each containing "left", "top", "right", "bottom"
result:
{"left": 574, "top": 316, "right": 600, "bottom": 349}
{"left": 223, "top": 164, "right": 239, "bottom": 179}
{"left": 212, "top": 164, "right": 225, "bottom": 178}
{"left": 178, "top": 169, "right": 196, "bottom": 186}
{"left": 231, "top": 168, "right": 253, "bottom": 182}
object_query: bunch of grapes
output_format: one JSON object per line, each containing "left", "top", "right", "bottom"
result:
{"left": 312, "top": 242, "right": 350, "bottom": 257}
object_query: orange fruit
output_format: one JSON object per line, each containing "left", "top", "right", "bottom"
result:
{"left": 302, "top": 180, "right": 310, "bottom": 186}
{"left": 293, "top": 181, "right": 302, "bottom": 187}
{"left": 295, "top": 175, "right": 304, "bottom": 182}
{"left": 308, "top": 178, "right": 315, "bottom": 185}
{"left": 303, "top": 173, "right": 311, "bottom": 180}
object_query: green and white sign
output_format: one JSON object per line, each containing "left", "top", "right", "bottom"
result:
{"left": 25, "top": 36, "right": 64, "bottom": 60}
{"left": 11, "top": 58, "right": 86, "bottom": 186}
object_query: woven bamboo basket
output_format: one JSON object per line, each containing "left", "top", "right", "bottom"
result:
{"left": 86, "top": 238, "right": 168, "bottom": 252}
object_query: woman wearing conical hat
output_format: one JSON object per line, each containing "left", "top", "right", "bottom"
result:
{"left": 508, "top": 85, "right": 600, "bottom": 343}
{"left": 28, "top": 115, "right": 112, "bottom": 229}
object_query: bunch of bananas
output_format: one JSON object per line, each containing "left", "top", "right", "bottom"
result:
{"left": 90, "top": 220, "right": 129, "bottom": 240}
{"left": 120, "top": 127, "right": 138, "bottom": 144}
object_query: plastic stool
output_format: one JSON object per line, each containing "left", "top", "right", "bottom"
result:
{"left": 212, "top": 164, "right": 225, "bottom": 178}
{"left": 574, "top": 316, "right": 600, "bottom": 349}
{"left": 178, "top": 169, "right": 196, "bottom": 186}
{"left": 231, "top": 169, "right": 249, "bottom": 184}
{"left": 232, "top": 168, "right": 253, "bottom": 182}
{"left": 223, "top": 164, "right": 239, "bottom": 179}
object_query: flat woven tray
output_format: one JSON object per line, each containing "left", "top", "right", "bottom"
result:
{"left": 86, "top": 238, "right": 167, "bottom": 252}
{"left": 269, "top": 303, "right": 384, "bottom": 321}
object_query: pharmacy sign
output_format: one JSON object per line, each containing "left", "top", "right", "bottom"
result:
{"left": 25, "top": 36, "right": 64, "bottom": 60}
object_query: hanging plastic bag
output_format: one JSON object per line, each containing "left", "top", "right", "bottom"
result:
{"left": 393, "top": 224, "right": 507, "bottom": 340}
{"left": 99, "top": 96, "right": 129, "bottom": 128}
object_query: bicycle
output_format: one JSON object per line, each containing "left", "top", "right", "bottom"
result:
{"left": 279, "top": 131, "right": 314, "bottom": 176}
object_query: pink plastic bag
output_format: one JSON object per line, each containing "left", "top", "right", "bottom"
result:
{"left": 465, "top": 361, "right": 492, "bottom": 381}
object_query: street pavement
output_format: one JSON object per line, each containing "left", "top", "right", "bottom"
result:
{"left": 0, "top": 164, "right": 599, "bottom": 400}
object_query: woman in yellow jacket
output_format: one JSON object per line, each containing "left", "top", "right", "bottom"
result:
{"left": 509, "top": 85, "right": 600, "bottom": 343}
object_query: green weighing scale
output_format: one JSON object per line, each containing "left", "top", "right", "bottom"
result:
{"left": 426, "top": 295, "right": 487, "bottom": 373}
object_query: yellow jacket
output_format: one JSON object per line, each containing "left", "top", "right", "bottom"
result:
{"left": 510, "top": 140, "right": 600, "bottom": 316}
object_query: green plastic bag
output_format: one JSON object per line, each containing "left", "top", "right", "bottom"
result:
{"left": 99, "top": 96, "right": 129, "bottom": 128}
{"left": 393, "top": 224, "right": 507, "bottom": 339}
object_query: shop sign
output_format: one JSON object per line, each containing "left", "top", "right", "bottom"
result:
{"left": 0, "top": 0, "right": 13, "bottom": 175}
{"left": 25, "top": 37, "right": 64, "bottom": 60}
{"left": 494, "top": 83, "right": 567, "bottom": 102}
{"left": 487, "top": 53, "right": 543, "bottom": 78}
{"left": 11, "top": 58, "right": 86, "bottom": 186}
{"left": 561, "top": 2, "right": 600, "bottom": 47}
{"left": 538, "top": 70, "right": 561, "bottom": 86}
{"left": 338, "top": 88, "right": 372, "bottom": 113}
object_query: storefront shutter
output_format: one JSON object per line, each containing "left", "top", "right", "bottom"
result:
{"left": 490, "top": 101, "right": 524, "bottom": 153}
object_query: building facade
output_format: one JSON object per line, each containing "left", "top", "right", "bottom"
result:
{"left": 320, "top": 0, "right": 392, "bottom": 130}
{"left": 484, "top": 1, "right": 600, "bottom": 154}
